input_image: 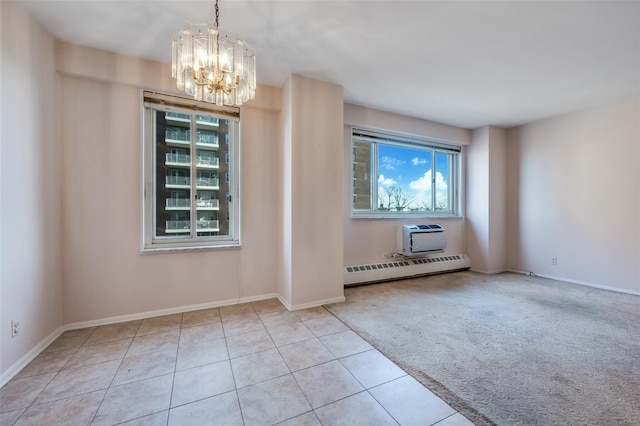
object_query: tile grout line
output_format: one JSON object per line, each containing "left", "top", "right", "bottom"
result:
{"left": 286, "top": 360, "right": 316, "bottom": 422}
{"left": 10, "top": 327, "right": 99, "bottom": 424}
{"left": 298, "top": 306, "right": 403, "bottom": 424}
{"left": 221, "top": 309, "right": 247, "bottom": 426}
{"left": 366, "top": 379, "right": 410, "bottom": 426}
{"left": 164, "top": 314, "right": 186, "bottom": 426}
{"left": 89, "top": 318, "right": 143, "bottom": 425}
{"left": 256, "top": 303, "right": 316, "bottom": 425}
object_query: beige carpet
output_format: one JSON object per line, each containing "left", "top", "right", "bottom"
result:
{"left": 325, "top": 271, "right": 640, "bottom": 425}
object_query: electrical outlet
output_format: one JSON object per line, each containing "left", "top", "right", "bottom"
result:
{"left": 11, "top": 320, "right": 19, "bottom": 338}
{"left": 551, "top": 257, "right": 558, "bottom": 266}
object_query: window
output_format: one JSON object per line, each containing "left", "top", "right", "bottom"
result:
{"left": 142, "top": 92, "right": 240, "bottom": 250}
{"left": 352, "top": 128, "right": 460, "bottom": 218}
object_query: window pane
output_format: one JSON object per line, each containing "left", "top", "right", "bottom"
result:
{"left": 143, "top": 92, "right": 240, "bottom": 250}
{"left": 351, "top": 129, "right": 458, "bottom": 217}
{"left": 196, "top": 114, "right": 229, "bottom": 237}
{"left": 157, "top": 111, "right": 191, "bottom": 237}
{"left": 152, "top": 111, "right": 231, "bottom": 239}
{"left": 352, "top": 141, "right": 372, "bottom": 210}
{"left": 435, "top": 152, "right": 450, "bottom": 211}
{"left": 378, "top": 144, "right": 433, "bottom": 212}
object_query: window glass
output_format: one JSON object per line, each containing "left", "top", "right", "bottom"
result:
{"left": 434, "top": 152, "right": 451, "bottom": 211}
{"left": 143, "top": 93, "right": 240, "bottom": 250}
{"left": 352, "top": 141, "right": 372, "bottom": 210}
{"left": 352, "top": 129, "right": 459, "bottom": 217}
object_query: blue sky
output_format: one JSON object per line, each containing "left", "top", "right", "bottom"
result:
{"left": 377, "top": 144, "right": 449, "bottom": 208}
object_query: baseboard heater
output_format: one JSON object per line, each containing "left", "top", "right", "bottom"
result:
{"left": 344, "top": 253, "right": 471, "bottom": 286}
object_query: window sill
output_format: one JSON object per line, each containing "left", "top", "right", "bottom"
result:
{"left": 351, "top": 213, "right": 461, "bottom": 220}
{"left": 140, "top": 242, "right": 241, "bottom": 254}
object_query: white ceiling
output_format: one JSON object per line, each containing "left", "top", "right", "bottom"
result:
{"left": 19, "top": 0, "right": 640, "bottom": 129}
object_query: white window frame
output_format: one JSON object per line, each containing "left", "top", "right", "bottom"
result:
{"left": 141, "top": 91, "right": 241, "bottom": 252}
{"left": 351, "top": 127, "right": 461, "bottom": 219}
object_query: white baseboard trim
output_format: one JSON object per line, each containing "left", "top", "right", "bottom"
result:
{"left": 279, "top": 295, "right": 347, "bottom": 311}
{"left": 470, "top": 268, "right": 507, "bottom": 275}
{"left": 0, "top": 326, "right": 64, "bottom": 388}
{"left": 65, "top": 293, "right": 282, "bottom": 331}
{"left": 238, "top": 293, "right": 280, "bottom": 304}
{"left": 507, "top": 269, "right": 640, "bottom": 296}
{"left": 276, "top": 295, "right": 292, "bottom": 310}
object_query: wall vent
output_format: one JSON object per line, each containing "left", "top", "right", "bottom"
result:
{"left": 344, "top": 254, "right": 470, "bottom": 286}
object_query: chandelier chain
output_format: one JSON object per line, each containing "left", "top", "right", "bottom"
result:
{"left": 214, "top": 0, "right": 221, "bottom": 81}
{"left": 214, "top": 0, "right": 220, "bottom": 29}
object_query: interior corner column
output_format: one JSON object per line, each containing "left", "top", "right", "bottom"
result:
{"left": 279, "top": 75, "right": 345, "bottom": 309}
{"left": 466, "top": 125, "right": 507, "bottom": 273}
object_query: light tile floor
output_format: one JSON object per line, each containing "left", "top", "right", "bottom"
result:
{"left": 0, "top": 299, "right": 474, "bottom": 426}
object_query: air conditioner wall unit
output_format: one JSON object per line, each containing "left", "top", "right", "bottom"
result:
{"left": 397, "top": 224, "right": 446, "bottom": 257}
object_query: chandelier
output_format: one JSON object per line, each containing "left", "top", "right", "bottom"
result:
{"left": 172, "top": 0, "right": 256, "bottom": 106}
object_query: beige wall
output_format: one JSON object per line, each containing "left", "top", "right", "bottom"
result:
{"left": 506, "top": 96, "right": 640, "bottom": 293}
{"left": 466, "top": 127, "right": 490, "bottom": 270}
{"left": 343, "top": 104, "right": 471, "bottom": 266}
{"left": 57, "top": 44, "right": 347, "bottom": 320}
{"left": 58, "top": 44, "right": 283, "bottom": 324}
{"left": 487, "top": 127, "right": 507, "bottom": 273}
{"left": 466, "top": 126, "right": 507, "bottom": 273}
{"left": 0, "top": 1, "right": 64, "bottom": 380}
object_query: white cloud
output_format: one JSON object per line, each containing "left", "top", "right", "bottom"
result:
{"left": 411, "top": 157, "right": 427, "bottom": 166}
{"left": 409, "top": 171, "right": 432, "bottom": 191}
{"left": 380, "top": 156, "right": 406, "bottom": 171}
{"left": 378, "top": 174, "right": 396, "bottom": 187}
{"left": 408, "top": 170, "right": 449, "bottom": 209}
{"left": 435, "top": 173, "right": 447, "bottom": 191}
{"left": 409, "top": 170, "right": 448, "bottom": 191}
